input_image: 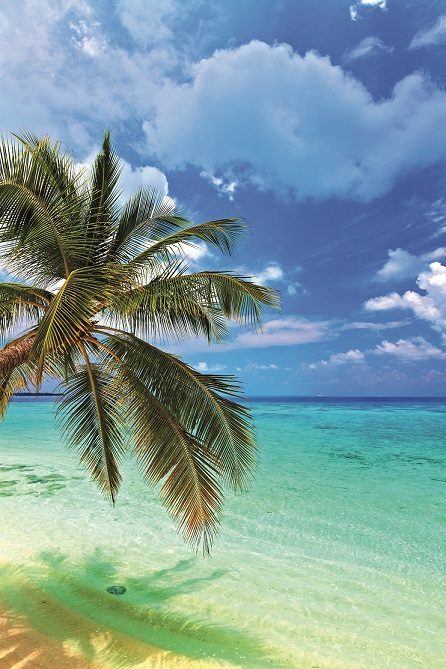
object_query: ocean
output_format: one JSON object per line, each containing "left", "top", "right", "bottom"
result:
{"left": 0, "top": 397, "right": 445, "bottom": 668}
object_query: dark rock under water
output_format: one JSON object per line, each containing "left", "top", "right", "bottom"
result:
{"left": 106, "top": 585, "right": 126, "bottom": 595}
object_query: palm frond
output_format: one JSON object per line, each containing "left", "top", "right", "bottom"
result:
{"left": 0, "top": 282, "right": 52, "bottom": 338}
{"left": 56, "top": 344, "right": 127, "bottom": 503}
{"left": 30, "top": 264, "right": 131, "bottom": 384}
{"left": 14, "top": 132, "right": 86, "bottom": 210}
{"left": 0, "top": 134, "right": 86, "bottom": 283}
{"left": 84, "top": 130, "right": 123, "bottom": 264}
{"left": 0, "top": 364, "right": 30, "bottom": 418}
{"left": 103, "top": 266, "right": 230, "bottom": 344}
{"left": 108, "top": 271, "right": 279, "bottom": 337}
{"left": 95, "top": 330, "right": 256, "bottom": 493}
{"left": 102, "top": 361, "right": 223, "bottom": 553}
{"left": 108, "top": 186, "right": 189, "bottom": 264}
{"left": 0, "top": 336, "right": 34, "bottom": 418}
{"left": 128, "top": 218, "right": 247, "bottom": 267}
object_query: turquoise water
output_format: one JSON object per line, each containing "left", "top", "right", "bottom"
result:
{"left": 0, "top": 398, "right": 445, "bottom": 668}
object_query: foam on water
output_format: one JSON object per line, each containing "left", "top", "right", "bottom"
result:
{"left": 0, "top": 398, "right": 445, "bottom": 668}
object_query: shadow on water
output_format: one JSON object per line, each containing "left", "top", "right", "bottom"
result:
{"left": 0, "top": 551, "right": 284, "bottom": 668}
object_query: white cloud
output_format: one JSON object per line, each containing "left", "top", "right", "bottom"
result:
{"left": 3, "top": 5, "right": 446, "bottom": 207}
{"left": 120, "top": 162, "right": 169, "bottom": 198}
{"left": 144, "top": 41, "right": 446, "bottom": 202}
{"left": 375, "top": 247, "right": 446, "bottom": 282}
{"left": 200, "top": 172, "right": 238, "bottom": 200}
{"left": 236, "top": 361, "right": 279, "bottom": 372}
{"left": 365, "top": 261, "right": 446, "bottom": 331}
{"left": 331, "top": 349, "right": 365, "bottom": 364}
{"left": 253, "top": 263, "right": 284, "bottom": 285}
{"left": 349, "top": 0, "right": 387, "bottom": 21}
{"left": 362, "top": 0, "right": 386, "bottom": 6}
{"left": 373, "top": 337, "right": 446, "bottom": 360}
{"left": 342, "top": 319, "right": 410, "bottom": 331}
{"left": 195, "top": 361, "right": 226, "bottom": 372}
{"left": 116, "top": 0, "right": 177, "bottom": 47}
{"left": 307, "top": 349, "right": 365, "bottom": 369}
{"left": 426, "top": 199, "right": 446, "bottom": 228}
{"left": 229, "top": 317, "right": 331, "bottom": 350}
{"left": 248, "top": 262, "right": 302, "bottom": 296}
{"left": 344, "top": 36, "right": 393, "bottom": 63}
{"left": 1, "top": 6, "right": 446, "bottom": 205}
{"left": 376, "top": 248, "right": 423, "bottom": 281}
{"left": 410, "top": 15, "right": 446, "bottom": 50}
{"left": 70, "top": 19, "right": 107, "bottom": 57}
{"left": 287, "top": 282, "right": 301, "bottom": 296}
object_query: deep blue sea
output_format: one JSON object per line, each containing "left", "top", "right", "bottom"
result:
{"left": 0, "top": 397, "right": 445, "bottom": 668}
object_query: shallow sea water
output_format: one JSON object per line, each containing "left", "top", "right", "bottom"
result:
{"left": 0, "top": 397, "right": 445, "bottom": 668}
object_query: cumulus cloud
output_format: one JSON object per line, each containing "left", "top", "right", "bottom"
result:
{"left": 344, "top": 36, "right": 393, "bottom": 62}
{"left": 1, "top": 5, "right": 446, "bottom": 204}
{"left": 376, "top": 248, "right": 423, "bottom": 282}
{"left": 410, "top": 15, "right": 446, "bottom": 50}
{"left": 361, "top": 0, "right": 386, "bottom": 5}
{"left": 253, "top": 263, "right": 284, "bottom": 285}
{"left": 365, "top": 261, "right": 446, "bottom": 331}
{"left": 373, "top": 337, "right": 446, "bottom": 360}
{"left": 307, "top": 349, "right": 365, "bottom": 369}
{"left": 120, "top": 163, "right": 169, "bottom": 198}
{"left": 195, "top": 361, "right": 226, "bottom": 372}
{"left": 376, "top": 247, "right": 446, "bottom": 282}
{"left": 144, "top": 41, "right": 446, "bottom": 202}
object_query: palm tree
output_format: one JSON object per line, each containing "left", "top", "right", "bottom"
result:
{"left": 0, "top": 131, "right": 279, "bottom": 553}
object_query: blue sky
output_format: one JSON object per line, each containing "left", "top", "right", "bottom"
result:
{"left": 3, "top": 0, "right": 446, "bottom": 396}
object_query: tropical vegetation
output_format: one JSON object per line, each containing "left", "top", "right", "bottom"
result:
{"left": 0, "top": 131, "right": 279, "bottom": 552}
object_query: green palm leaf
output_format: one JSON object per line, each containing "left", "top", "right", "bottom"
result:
{"left": 57, "top": 346, "right": 127, "bottom": 503}
{"left": 84, "top": 130, "right": 123, "bottom": 265}
{"left": 0, "top": 135, "right": 86, "bottom": 283}
{"left": 30, "top": 264, "right": 132, "bottom": 383}
{"left": 0, "top": 336, "right": 35, "bottom": 418}
{"left": 0, "top": 283, "right": 52, "bottom": 338}
{"left": 108, "top": 365, "right": 223, "bottom": 553}
{"left": 128, "top": 218, "right": 248, "bottom": 268}
{"left": 108, "top": 186, "right": 189, "bottom": 265}
{"left": 103, "top": 267, "right": 230, "bottom": 344}
{"left": 96, "top": 330, "right": 256, "bottom": 493}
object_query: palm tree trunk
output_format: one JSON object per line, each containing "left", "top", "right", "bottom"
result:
{"left": 0, "top": 338, "right": 34, "bottom": 377}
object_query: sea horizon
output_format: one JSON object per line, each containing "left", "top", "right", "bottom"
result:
{"left": 12, "top": 393, "right": 446, "bottom": 399}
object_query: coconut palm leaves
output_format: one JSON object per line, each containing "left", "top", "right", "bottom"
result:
{"left": 0, "top": 131, "right": 280, "bottom": 553}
